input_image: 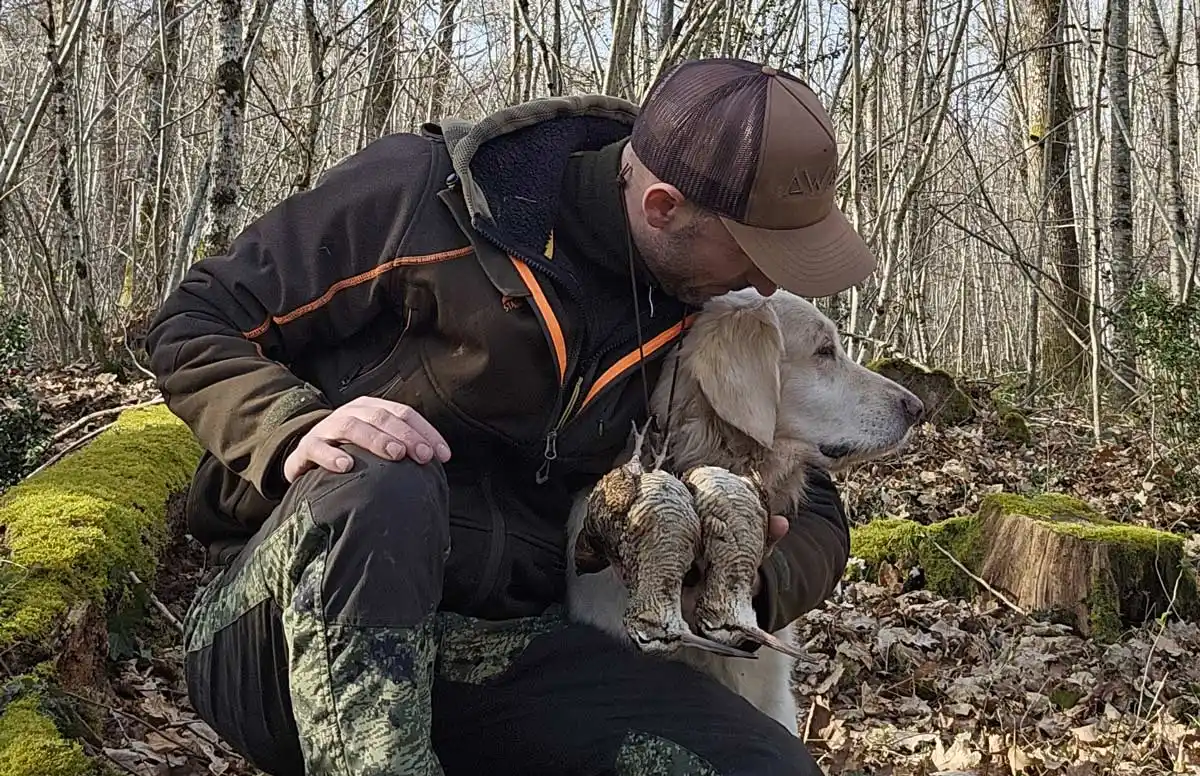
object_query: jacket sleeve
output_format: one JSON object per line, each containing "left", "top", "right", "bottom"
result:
{"left": 752, "top": 467, "right": 850, "bottom": 633}
{"left": 145, "top": 133, "right": 438, "bottom": 501}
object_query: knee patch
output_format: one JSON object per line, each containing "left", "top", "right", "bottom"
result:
{"left": 615, "top": 731, "right": 721, "bottom": 776}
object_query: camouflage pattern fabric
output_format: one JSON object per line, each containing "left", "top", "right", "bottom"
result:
{"left": 181, "top": 450, "right": 821, "bottom": 776}
{"left": 184, "top": 499, "right": 445, "bottom": 776}
{"left": 615, "top": 731, "right": 721, "bottom": 776}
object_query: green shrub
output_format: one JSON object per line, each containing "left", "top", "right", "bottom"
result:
{"left": 1115, "top": 280, "right": 1200, "bottom": 451}
{"left": 0, "top": 313, "right": 50, "bottom": 489}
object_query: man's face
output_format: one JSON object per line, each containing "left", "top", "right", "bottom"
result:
{"left": 635, "top": 187, "right": 779, "bottom": 306}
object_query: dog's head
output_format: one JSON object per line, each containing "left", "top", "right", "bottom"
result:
{"left": 669, "top": 288, "right": 924, "bottom": 475}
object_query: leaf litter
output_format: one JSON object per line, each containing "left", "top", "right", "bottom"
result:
{"left": 793, "top": 581, "right": 1200, "bottom": 775}
{"left": 17, "top": 370, "right": 1200, "bottom": 775}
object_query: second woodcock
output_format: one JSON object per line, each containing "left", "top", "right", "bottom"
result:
{"left": 682, "top": 465, "right": 807, "bottom": 658}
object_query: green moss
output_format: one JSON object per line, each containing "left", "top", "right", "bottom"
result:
{"left": 0, "top": 696, "right": 93, "bottom": 776}
{"left": 849, "top": 515, "right": 983, "bottom": 600}
{"left": 979, "top": 491, "right": 1199, "bottom": 639}
{"left": 999, "top": 410, "right": 1031, "bottom": 443}
{"left": 866, "top": 356, "right": 974, "bottom": 426}
{"left": 865, "top": 356, "right": 911, "bottom": 373}
{"left": 1086, "top": 574, "right": 1123, "bottom": 644}
{"left": 0, "top": 404, "right": 202, "bottom": 651}
{"left": 979, "top": 492, "right": 1105, "bottom": 524}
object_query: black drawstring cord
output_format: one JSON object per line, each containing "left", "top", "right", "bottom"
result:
{"left": 618, "top": 162, "right": 655, "bottom": 431}
{"left": 617, "top": 161, "right": 694, "bottom": 469}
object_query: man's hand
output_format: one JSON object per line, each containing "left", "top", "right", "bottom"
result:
{"left": 752, "top": 515, "right": 790, "bottom": 595}
{"left": 283, "top": 397, "right": 452, "bottom": 483}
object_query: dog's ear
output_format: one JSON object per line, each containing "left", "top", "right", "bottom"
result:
{"left": 687, "top": 298, "right": 784, "bottom": 448}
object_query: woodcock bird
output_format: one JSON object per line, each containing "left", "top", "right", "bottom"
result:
{"left": 574, "top": 420, "right": 758, "bottom": 659}
{"left": 682, "top": 465, "right": 808, "bottom": 659}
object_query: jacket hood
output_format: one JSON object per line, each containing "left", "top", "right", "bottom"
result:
{"left": 427, "top": 95, "right": 639, "bottom": 283}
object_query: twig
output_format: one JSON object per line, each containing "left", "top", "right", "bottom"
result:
{"left": 60, "top": 688, "right": 243, "bottom": 762}
{"left": 129, "top": 571, "right": 184, "bottom": 634}
{"left": 52, "top": 396, "right": 164, "bottom": 442}
{"left": 71, "top": 707, "right": 144, "bottom": 776}
{"left": 838, "top": 331, "right": 936, "bottom": 373}
{"left": 122, "top": 322, "right": 158, "bottom": 380}
{"left": 22, "top": 422, "right": 112, "bottom": 480}
{"left": 928, "top": 539, "right": 1028, "bottom": 616}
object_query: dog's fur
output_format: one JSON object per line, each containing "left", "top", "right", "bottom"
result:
{"left": 565, "top": 288, "right": 924, "bottom": 734}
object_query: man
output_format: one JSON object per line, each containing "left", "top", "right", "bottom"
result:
{"left": 147, "top": 58, "right": 875, "bottom": 776}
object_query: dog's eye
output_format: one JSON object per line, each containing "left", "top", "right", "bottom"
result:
{"left": 815, "top": 343, "right": 836, "bottom": 358}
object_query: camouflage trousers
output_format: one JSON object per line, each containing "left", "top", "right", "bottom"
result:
{"left": 181, "top": 446, "right": 822, "bottom": 776}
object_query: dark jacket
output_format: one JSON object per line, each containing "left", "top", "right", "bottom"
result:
{"left": 145, "top": 95, "right": 851, "bottom": 632}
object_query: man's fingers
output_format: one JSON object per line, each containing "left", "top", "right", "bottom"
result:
{"left": 763, "top": 515, "right": 789, "bottom": 556}
{"left": 351, "top": 398, "right": 451, "bottom": 461}
{"left": 284, "top": 439, "right": 352, "bottom": 482}
{"left": 282, "top": 399, "right": 452, "bottom": 484}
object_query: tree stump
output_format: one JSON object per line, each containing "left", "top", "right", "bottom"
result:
{"left": 976, "top": 493, "right": 1198, "bottom": 642}
{"left": 866, "top": 358, "right": 974, "bottom": 426}
{"left": 848, "top": 493, "right": 1199, "bottom": 643}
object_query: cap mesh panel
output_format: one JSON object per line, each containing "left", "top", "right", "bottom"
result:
{"left": 631, "top": 59, "right": 767, "bottom": 220}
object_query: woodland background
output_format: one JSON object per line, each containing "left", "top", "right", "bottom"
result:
{"left": 0, "top": 0, "right": 1199, "bottom": 772}
{"left": 1, "top": 0, "right": 1198, "bottom": 461}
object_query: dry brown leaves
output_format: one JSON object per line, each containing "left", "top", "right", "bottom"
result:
{"left": 20, "top": 368, "right": 1198, "bottom": 774}
{"left": 27, "top": 363, "right": 159, "bottom": 427}
{"left": 89, "top": 647, "right": 259, "bottom": 776}
{"left": 794, "top": 581, "right": 1200, "bottom": 775}
{"left": 836, "top": 398, "right": 1200, "bottom": 536}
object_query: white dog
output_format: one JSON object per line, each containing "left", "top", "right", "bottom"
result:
{"left": 565, "top": 287, "right": 924, "bottom": 734}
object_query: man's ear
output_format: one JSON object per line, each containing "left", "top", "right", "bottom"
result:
{"left": 642, "top": 183, "right": 686, "bottom": 230}
{"left": 686, "top": 298, "right": 784, "bottom": 448}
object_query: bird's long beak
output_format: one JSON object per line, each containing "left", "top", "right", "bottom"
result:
{"left": 677, "top": 631, "right": 759, "bottom": 659}
{"left": 738, "top": 627, "right": 808, "bottom": 659}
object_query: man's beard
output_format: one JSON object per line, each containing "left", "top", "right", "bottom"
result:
{"left": 642, "top": 238, "right": 711, "bottom": 306}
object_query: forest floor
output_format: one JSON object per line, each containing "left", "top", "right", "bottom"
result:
{"left": 20, "top": 364, "right": 1200, "bottom": 776}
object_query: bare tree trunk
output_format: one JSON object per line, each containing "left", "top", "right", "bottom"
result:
{"left": 428, "top": 0, "right": 460, "bottom": 120}
{"left": 140, "top": 0, "right": 181, "bottom": 302}
{"left": 363, "top": 0, "right": 399, "bottom": 144}
{"left": 658, "top": 0, "right": 674, "bottom": 54}
{"left": 1024, "top": 0, "right": 1089, "bottom": 393}
{"left": 1143, "top": 0, "right": 1190, "bottom": 301}
{"left": 605, "top": 0, "right": 640, "bottom": 98}
{"left": 203, "top": 0, "right": 245, "bottom": 259}
{"left": 0, "top": 0, "right": 90, "bottom": 203}
{"left": 296, "top": 0, "right": 328, "bottom": 192}
{"left": 1106, "top": 0, "right": 1136, "bottom": 395}
{"left": 96, "top": 0, "right": 122, "bottom": 237}
{"left": 44, "top": 0, "right": 96, "bottom": 360}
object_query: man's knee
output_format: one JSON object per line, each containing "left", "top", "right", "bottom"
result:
{"left": 289, "top": 444, "right": 451, "bottom": 626}
{"left": 289, "top": 443, "right": 449, "bottom": 539}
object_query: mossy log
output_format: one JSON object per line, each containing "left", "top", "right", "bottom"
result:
{"left": 849, "top": 493, "right": 1199, "bottom": 643}
{"left": 866, "top": 357, "right": 975, "bottom": 426}
{"left": 0, "top": 404, "right": 202, "bottom": 776}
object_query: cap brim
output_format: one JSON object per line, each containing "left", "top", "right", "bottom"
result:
{"left": 720, "top": 206, "right": 877, "bottom": 298}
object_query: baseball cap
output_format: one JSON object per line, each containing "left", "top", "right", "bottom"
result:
{"left": 630, "top": 58, "right": 877, "bottom": 298}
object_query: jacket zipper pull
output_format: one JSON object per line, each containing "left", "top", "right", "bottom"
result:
{"left": 536, "top": 430, "right": 558, "bottom": 484}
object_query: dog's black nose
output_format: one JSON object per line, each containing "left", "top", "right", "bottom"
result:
{"left": 901, "top": 395, "right": 925, "bottom": 423}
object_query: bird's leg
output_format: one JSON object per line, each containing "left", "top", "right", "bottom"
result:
{"left": 651, "top": 430, "right": 670, "bottom": 472}
{"left": 627, "top": 419, "right": 652, "bottom": 473}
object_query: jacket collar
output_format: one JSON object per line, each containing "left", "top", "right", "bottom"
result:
{"left": 431, "top": 96, "right": 639, "bottom": 291}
